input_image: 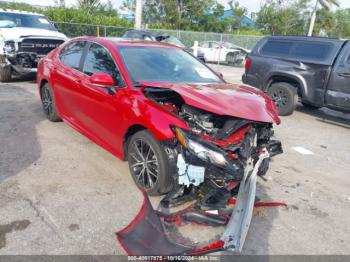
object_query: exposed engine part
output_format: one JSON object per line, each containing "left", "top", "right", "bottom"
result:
{"left": 238, "top": 128, "right": 258, "bottom": 160}
{"left": 215, "top": 118, "right": 252, "bottom": 140}
{"left": 179, "top": 104, "right": 220, "bottom": 135}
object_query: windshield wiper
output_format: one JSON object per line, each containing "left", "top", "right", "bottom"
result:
{"left": 132, "top": 82, "right": 143, "bottom": 88}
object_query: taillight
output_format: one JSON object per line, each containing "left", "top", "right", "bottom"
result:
{"left": 245, "top": 57, "right": 251, "bottom": 72}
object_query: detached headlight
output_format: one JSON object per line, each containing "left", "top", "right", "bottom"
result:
{"left": 4, "top": 41, "right": 15, "bottom": 53}
{"left": 173, "top": 127, "right": 228, "bottom": 167}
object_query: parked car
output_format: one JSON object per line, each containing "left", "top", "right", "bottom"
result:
{"left": 195, "top": 41, "right": 250, "bottom": 65}
{"left": 37, "top": 36, "right": 281, "bottom": 197}
{"left": 38, "top": 37, "right": 282, "bottom": 251}
{"left": 0, "top": 9, "right": 67, "bottom": 82}
{"left": 243, "top": 36, "right": 350, "bottom": 116}
{"left": 122, "top": 29, "right": 206, "bottom": 62}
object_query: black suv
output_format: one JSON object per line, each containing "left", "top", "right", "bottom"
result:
{"left": 243, "top": 36, "right": 350, "bottom": 115}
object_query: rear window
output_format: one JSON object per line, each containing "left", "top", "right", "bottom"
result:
{"left": 260, "top": 40, "right": 332, "bottom": 60}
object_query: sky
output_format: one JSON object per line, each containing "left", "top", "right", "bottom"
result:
{"left": 8, "top": 0, "right": 350, "bottom": 13}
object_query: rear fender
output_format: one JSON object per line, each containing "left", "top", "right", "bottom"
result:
{"left": 265, "top": 72, "right": 308, "bottom": 97}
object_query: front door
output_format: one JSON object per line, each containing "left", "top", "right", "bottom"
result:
{"left": 198, "top": 42, "right": 215, "bottom": 62}
{"left": 326, "top": 42, "right": 350, "bottom": 110}
{"left": 75, "top": 42, "right": 127, "bottom": 152}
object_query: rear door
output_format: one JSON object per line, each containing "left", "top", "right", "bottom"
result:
{"left": 52, "top": 41, "right": 86, "bottom": 121}
{"left": 326, "top": 42, "right": 350, "bottom": 110}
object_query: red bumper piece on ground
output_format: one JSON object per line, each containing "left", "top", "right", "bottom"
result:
{"left": 116, "top": 191, "right": 195, "bottom": 255}
{"left": 116, "top": 191, "right": 287, "bottom": 256}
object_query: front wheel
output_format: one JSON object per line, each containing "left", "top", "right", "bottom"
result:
{"left": 268, "top": 82, "right": 298, "bottom": 116}
{"left": 127, "top": 130, "right": 174, "bottom": 196}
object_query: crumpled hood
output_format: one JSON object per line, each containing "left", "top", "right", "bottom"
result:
{"left": 141, "top": 82, "right": 281, "bottom": 124}
{"left": 0, "top": 27, "right": 67, "bottom": 41}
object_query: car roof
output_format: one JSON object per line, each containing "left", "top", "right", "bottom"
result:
{"left": 124, "top": 29, "right": 165, "bottom": 37}
{"left": 0, "top": 8, "right": 44, "bottom": 16}
{"left": 263, "top": 35, "right": 346, "bottom": 44}
{"left": 69, "top": 36, "right": 181, "bottom": 49}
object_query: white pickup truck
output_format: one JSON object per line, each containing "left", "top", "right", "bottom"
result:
{"left": 0, "top": 9, "right": 67, "bottom": 82}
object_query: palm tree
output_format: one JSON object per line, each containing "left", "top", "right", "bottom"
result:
{"left": 308, "top": 0, "right": 339, "bottom": 36}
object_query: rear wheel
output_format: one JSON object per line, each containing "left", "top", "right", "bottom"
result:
{"left": 0, "top": 65, "right": 12, "bottom": 82}
{"left": 268, "top": 82, "right": 298, "bottom": 116}
{"left": 127, "top": 130, "right": 174, "bottom": 196}
{"left": 40, "top": 83, "right": 61, "bottom": 122}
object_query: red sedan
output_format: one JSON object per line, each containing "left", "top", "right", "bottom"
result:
{"left": 37, "top": 37, "right": 281, "bottom": 203}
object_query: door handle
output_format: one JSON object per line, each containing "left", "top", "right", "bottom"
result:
{"left": 338, "top": 72, "right": 350, "bottom": 78}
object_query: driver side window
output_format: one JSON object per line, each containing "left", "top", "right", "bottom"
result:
{"left": 199, "top": 42, "right": 209, "bottom": 48}
{"left": 83, "top": 43, "right": 125, "bottom": 87}
{"left": 346, "top": 54, "right": 350, "bottom": 64}
{"left": 210, "top": 42, "right": 219, "bottom": 49}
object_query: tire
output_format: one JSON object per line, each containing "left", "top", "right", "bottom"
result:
{"left": 0, "top": 65, "right": 12, "bottom": 82}
{"left": 127, "top": 130, "right": 174, "bottom": 196}
{"left": 268, "top": 82, "right": 298, "bottom": 116}
{"left": 301, "top": 101, "right": 322, "bottom": 110}
{"left": 40, "top": 83, "right": 61, "bottom": 122}
{"left": 226, "top": 53, "right": 235, "bottom": 65}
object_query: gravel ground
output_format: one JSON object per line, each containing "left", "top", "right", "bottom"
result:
{"left": 0, "top": 65, "right": 350, "bottom": 256}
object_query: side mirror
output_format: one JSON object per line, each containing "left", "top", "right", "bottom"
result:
{"left": 217, "top": 72, "right": 224, "bottom": 79}
{"left": 90, "top": 73, "right": 115, "bottom": 87}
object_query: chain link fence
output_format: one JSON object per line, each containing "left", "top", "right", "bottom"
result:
{"left": 54, "top": 22, "right": 263, "bottom": 50}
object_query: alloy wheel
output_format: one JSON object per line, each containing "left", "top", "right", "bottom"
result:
{"left": 271, "top": 88, "right": 288, "bottom": 109}
{"left": 129, "top": 139, "right": 159, "bottom": 189}
{"left": 41, "top": 86, "right": 53, "bottom": 116}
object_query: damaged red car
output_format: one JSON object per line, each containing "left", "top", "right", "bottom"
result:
{"left": 37, "top": 37, "right": 283, "bottom": 254}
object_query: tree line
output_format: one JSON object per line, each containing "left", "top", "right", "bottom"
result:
{"left": 0, "top": 0, "right": 350, "bottom": 38}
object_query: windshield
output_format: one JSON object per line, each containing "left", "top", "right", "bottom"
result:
{"left": 162, "top": 36, "right": 186, "bottom": 48}
{"left": 222, "top": 42, "right": 235, "bottom": 49}
{"left": 0, "top": 12, "right": 56, "bottom": 31}
{"left": 118, "top": 46, "right": 223, "bottom": 84}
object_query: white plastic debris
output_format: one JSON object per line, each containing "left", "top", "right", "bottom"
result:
{"left": 177, "top": 154, "right": 205, "bottom": 187}
{"left": 292, "top": 146, "right": 314, "bottom": 155}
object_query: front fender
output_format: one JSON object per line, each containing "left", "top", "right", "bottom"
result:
{"left": 117, "top": 94, "right": 188, "bottom": 158}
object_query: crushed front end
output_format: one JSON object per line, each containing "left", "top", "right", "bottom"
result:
{"left": 117, "top": 87, "right": 285, "bottom": 255}
{"left": 0, "top": 38, "right": 65, "bottom": 76}
{"left": 160, "top": 103, "right": 283, "bottom": 210}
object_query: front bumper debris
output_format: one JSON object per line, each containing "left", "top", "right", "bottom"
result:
{"left": 221, "top": 149, "right": 270, "bottom": 252}
{"left": 116, "top": 149, "right": 286, "bottom": 256}
{"left": 0, "top": 53, "right": 44, "bottom": 74}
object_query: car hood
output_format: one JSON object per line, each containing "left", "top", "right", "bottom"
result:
{"left": 0, "top": 27, "right": 67, "bottom": 41}
{"left": 227, "top": 47, "right": 251, "bottom": 53}
{"left": 140, "top": 82, "right": 280, "bottom": 124}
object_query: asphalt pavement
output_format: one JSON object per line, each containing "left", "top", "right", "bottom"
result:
{"left": 0, "top": 65, "right": 349, "bottom": 255}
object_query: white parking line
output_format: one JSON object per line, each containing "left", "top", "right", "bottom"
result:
{"left": 292, "top": 146, "right": 314, "bottom": 155}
